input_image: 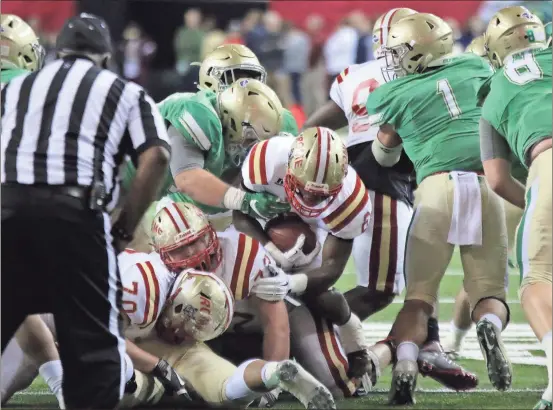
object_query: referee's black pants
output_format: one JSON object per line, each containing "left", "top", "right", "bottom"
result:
{"left": 1, "top": 184, "right": 126, "bottom": 409}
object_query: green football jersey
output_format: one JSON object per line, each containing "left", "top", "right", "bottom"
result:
{"left": 366, "top": 53, "right": 494, "bottom": 184}
{"left": 122, "top": 90, "right": 298, "bottom": 214}
{"left": 1, "top": 68, "right": 30, "bottom": 86}
{"left": 480, "top": 47, "right": 552, "bottom": 168}
{"left": 281, "top": 108, "right": 299, "bottom": 135}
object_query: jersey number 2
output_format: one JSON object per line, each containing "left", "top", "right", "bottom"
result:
{"left": 505, "top": 51, "right": 543, "bottom": 85}
{"left": 437, "top": 79, "right": 462, "bottom": 120}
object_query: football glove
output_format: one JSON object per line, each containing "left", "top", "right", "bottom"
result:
{"left": 241, "top": 191, "right": 290, "bottom": 220}
{"left": 152, "top": 359, "right": 191, "bottom": 400}
{"left": 250, "top": 264, "right": 290, "bottom": 302}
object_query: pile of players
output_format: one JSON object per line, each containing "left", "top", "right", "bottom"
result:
{"left": 1, "top": 4, "right": 551, "bottom": 409}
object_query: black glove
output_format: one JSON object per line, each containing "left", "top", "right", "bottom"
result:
{"left": 152, "top": 359, "right": 191, "bottom": 400}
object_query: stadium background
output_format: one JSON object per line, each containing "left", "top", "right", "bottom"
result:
{"left": 3, "top": 0, "right": 551, "bottom": 408}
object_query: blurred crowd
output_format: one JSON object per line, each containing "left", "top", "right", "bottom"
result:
{"left": 24, "top": 0, "right": 552, "bottom": 124}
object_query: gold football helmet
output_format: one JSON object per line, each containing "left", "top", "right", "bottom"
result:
{"left": 465, "top": 35, "right": 487, "bottom": 57}
{"left": 218, "top": 78, "right": 283, "bottom": 166}
{"left": 151, "top": 202, "right": 222, "bottom": 273}
{"left": 284, "top": 127, "right": 348, "bottom": 218}
{"left": 157, "top": 269, "right": 234, "bottom": 343}
{"left": 485, "top": 6, "right": 546, "bottom": 68}
{"left": 1, "top": 14, "right": 45, "bottom": 72}
{"left": 196, "top": 44, "right": 267, "bottom": 92}
{"left": 381, "top": 13, "right": 453, "bottom": 82}
{"left": 372, "top": 8, "right": 418, "bottom": 58}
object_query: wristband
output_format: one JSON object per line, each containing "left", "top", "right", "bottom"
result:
{"left": 222, "top": 187, "right": 247, "bottom": 210}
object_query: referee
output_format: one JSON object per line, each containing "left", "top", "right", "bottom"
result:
{"left": 1, "top": 13, "right": 171, "bottom": 409}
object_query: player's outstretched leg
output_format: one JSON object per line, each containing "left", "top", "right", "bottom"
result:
{"left": 444, "top": 288, "right": 472, "bottom": 360}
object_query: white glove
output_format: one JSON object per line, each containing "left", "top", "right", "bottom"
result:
{"left": 250, "top": 264, "right": 290, "bottom": 302}
{"left": 264, "top": 234, "right": 321, "bottom": 270}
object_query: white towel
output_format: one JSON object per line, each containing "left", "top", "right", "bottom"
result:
{"left": 447, "top": 171, "right": 483, "bottom": 246}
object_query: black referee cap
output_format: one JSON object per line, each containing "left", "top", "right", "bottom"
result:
{"left": 56, "top": 13, "right": 113, "bottom": 55}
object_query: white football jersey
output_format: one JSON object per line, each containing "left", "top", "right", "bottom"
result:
{"left": 214, "top": 226, "right": 274, "bottom": 334}
{"left": 243, "top": 136, "right": 372, "bottom": 240}
{"left": 329, "top": 59, "right": 386, "bottom": 147}
{"left": 118, "top": 250, "right": 177, "bottom": 341}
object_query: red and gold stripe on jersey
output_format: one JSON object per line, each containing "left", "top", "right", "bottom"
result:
{"left": 322, "top": 175, "right": 369, "bottom": 234}
{"left": 336, "top": 67, "right": 350, "bottom": 84}
{"left": 135, "top": 261, "right": 161, "bottom": 329}
{"left": 315, "top": 317, "right": 356, "bottom": 397}
{"left": 248, "top": 140, "right": 270, "bottom": 185}
{"left": 229, "top": 233, "right": 261, "bottom": 300}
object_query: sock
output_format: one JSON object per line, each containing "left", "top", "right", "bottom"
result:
{"left": 396, "top": 342, "right": 419, "bottom": 362}
{"left": 338, "top": 313, "right": 366, "bottom": 354}
{"left": 124, "top": 353, "right": 135, "bottom": 383}
{"left": 261, "top": 361, "right": 280, "bottom": 390}
{"left": 224, "top": 359, "right": 259, "bottom": 404}
{"left": 480, "top": 313, "right": 503, "bottom": 331}
{"left": 450, "top": 320, "right": 471, "bottom": 349}
{"left": 39, "top": 360, "right": 63, "bottom": 395}
{"left": 542, "top": 332, "right": 552, "bottom": 402}
{"left": 426, "top": 317, "right": 441, "bottom": 343}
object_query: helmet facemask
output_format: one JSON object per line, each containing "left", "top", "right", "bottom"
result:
{"left": 212, "top": 64, "right": 267, "bottom": 91}
{"left": 158, "top": 225, "right": 222, "bottom": 274}
{"left": 284, "top": 172, "right": 341, "bottom": 218}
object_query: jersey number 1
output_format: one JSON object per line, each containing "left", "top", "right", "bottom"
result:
{"left": 437, "top": 79, "right": 462, "bottom": 120}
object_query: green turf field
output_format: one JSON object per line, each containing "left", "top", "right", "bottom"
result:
{"left": 6, "top": 251, "right": 547, "bottom": 409}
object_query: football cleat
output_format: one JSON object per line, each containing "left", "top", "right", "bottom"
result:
{"left": 275, "top": 360, "right": 336, "bottom": 409}
{"left": 418, "top": 341, "right": 478, "bottom": 391}
{"left": 534, "top": 399, "right": 553, "bottom": 410}
{"left": 389, "top": 359, "right": 418, "bottom": 405}
{"left": 476, "top": 319, "right": 513, "bottom": 391}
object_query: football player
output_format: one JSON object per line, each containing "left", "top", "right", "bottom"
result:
{"left": 122, "top": 45, "right": 299, "bottom": 249}
{"left": 445, "top": 35, "right": 527, "bottom": 359}
{"left": 150, "top": 201, "right": 292, "bottom": 363}
{"left": 1, "top": 14, "right": 45, "bottom": 86}
{"left": 304, "top": 8, "right": 477, "bottom": 392}
{"left": 233, "top": 127, "right": 374, "bottom": 381}
{"left": 365, "top": 13, "right": 512, "bottom": 404}
{"left": 0, "top": 14, "right": 63, "bottom": 409}
{"left": 478, "top": 7, "right": 551, "bottom": 410}
{"left": 150, "top": 201, "right": 360, "bottom": 401}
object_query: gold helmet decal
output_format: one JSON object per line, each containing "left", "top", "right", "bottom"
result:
{"left": 284, "top": 127, "right": 348, "bottom": 218}
{"left": 372, "top": 8, "right": 418, "bottom": 58}
{"left": 157, "top": 270, "right": 234, "bottom": 343}
{"left": 485, "top": 6, "right": 546, "bottom": 68}
{"left": 1, "top": 14, "right": 45, "bottom": 72}
{"left": 152, "top": 202, "right": 222, "bottom": 273}
{"left": 218, "top": 78, "right": 283, "bottom": 166}
{"left": 465, "top": 35, "right": 487, "bottom": 57}
{"left": 197, "top": 44, "right": 267, "bottom": 92}
{"left": 381, "top": 13, "right": 453, "bottom": 82}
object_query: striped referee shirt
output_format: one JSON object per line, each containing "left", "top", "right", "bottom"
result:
{"left": 1, "top": 55, "right": 170, "bottom": 210}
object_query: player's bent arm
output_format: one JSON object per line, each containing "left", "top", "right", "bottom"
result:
{"left": 302, "top": 99, "right": 348, "bottom": 131}
{"left": 480, "top": 118, "right": 525, "bottom": 209}
{"left": 174, "top": 168, "right": 232, "bottom": 208}
{"left": 126, "top": 339, "right": 159, "bottom": 373}
{"left": 372, "top": 124, "right": 403, "bottom": 167}
{"left": 292, "top": 234, "right": 353, "bottom": 295}
{"left": 232, "top": 210, "right": 272, "bottom": 245}
{"left": 254, "top": 296, "right": 291, "bottom": 361}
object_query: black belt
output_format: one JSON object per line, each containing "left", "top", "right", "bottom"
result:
{"left": 2, "top": 184, "right": 94, "bottom": 209}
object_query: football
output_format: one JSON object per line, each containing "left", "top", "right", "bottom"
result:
{"left": 265, "top": 213, "right": 317, "bottom": 254}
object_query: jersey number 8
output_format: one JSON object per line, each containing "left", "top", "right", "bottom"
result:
{"left": 504, "top": 51, "right": 543, "bottom": 85}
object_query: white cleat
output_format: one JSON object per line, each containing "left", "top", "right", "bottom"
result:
{"left": 275, "top": 360, "right": 336, "bottom": 409}
{"left": 389, "top": 359, "right": 418, "bottom": 405}
{"left": 475, "top": 319, "right": 512, "bottom": 391}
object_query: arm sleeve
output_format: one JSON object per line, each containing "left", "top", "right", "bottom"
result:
{"left": 127, "top": 89, "right": 171, "bottom": 156}
{"left": 168, "top": 125, "right": 205, "bottom": 176}
{"left": 480, "top": 117, "right": 511, "bottom": 162}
